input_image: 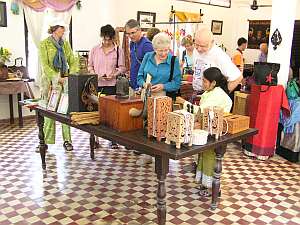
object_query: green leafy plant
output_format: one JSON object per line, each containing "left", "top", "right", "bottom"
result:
{"left": 0, "top": 47, "right": 12, "bottom": 63}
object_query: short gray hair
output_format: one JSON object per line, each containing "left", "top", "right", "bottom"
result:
{"left": 125, "top": 19, "right": 140, "bottom": 29}
{"left": 152, "top": 32, "right": 171, "bottom": 49}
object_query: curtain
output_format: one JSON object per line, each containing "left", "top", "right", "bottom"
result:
{"left": 23, "top": 6, "right": 73, "bottom": 88}
{"left": 23, "top": 5, "right": 46, "bottom": 87}
{"left": 22, "top": 0, "right": 76, "bottom": 12}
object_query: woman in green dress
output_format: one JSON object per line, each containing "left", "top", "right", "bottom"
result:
{"left": 38, "top": 22, "right": 78, "bottom": 152}
{"left": 176, "top": 67, "right": 232, "bottom": 197}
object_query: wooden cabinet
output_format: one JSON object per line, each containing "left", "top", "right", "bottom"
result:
{"left": 99, "top": 95, "right": 143, "bottom": 132}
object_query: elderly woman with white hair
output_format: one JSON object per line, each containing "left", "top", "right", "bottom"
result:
{"left": 137, "top": 32, "right": 181, "bottom": 96}
{"left": 136, "top": 32, "right": 181, "bottom": 165}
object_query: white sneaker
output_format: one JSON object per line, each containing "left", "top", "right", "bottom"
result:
{"left": 136, "top": 154, "right": 152, "bottom": 165}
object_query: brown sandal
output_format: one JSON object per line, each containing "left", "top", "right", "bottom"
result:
{"left": 63, "top": 141, "right": 73, "bottom": 151}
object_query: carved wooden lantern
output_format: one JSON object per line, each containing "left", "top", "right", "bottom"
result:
{"left": 202, "top": 106, "right": 224, "bottom": 139}
{"left": 147, "top": 96, "right": 172, "bottom": 141}
{"left": 165, "top": 110, "right": 194, "bottom": 149}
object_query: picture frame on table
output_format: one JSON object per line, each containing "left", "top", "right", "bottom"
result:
{"left": 211, "top": 20, "right": 223, "bottom": 35}
{"left": 47, "top": 90, "right": 61, "bottom": 111}
{"left": 0, "top": 1, "right": 7, "bottom": 27}
{"left": 57, "top": 93, "right": 69, "bottom": 114}
{"left": 137, "top": 11, "right": 156, "bottom": 31}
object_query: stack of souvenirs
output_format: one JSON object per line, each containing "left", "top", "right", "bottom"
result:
{"left": 144, "top": 96, "right": 250, "bottom": 149}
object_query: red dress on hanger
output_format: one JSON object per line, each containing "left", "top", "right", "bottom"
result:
{"left": 243, "top": 84, "right": 290, "bottom": 160}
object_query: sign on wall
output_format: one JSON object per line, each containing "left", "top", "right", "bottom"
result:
{"left": 248, "top": 20, "right": 271, "bottom": 49}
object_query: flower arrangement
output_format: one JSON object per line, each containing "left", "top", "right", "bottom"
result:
{"left": 0, "top": 47, "right": 12, "bottom": 63}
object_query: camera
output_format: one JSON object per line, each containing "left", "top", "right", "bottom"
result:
{"left": 183, "top": 67, "right": 194, "bottom": 75}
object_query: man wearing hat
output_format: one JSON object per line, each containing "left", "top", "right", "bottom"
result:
{"left": 38, "top": 20, "right": 78, "bottom": 152}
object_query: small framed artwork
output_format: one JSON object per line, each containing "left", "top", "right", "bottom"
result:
{"left": 137, "top": 11, "right": 156, "bottom": 31}
{"left": 211, "top": 20, "right": 223, "bottom": 35}
{"left": 57, "top": 93, "right": 69, "bottom": 114}
{"left": 0, "top": 1, "right": 7, "bottom": 27}
{"left": 47, "top": 90, "right": 61, "bottom": 111}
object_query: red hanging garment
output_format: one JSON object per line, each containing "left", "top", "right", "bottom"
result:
{"left": 244, "top": 84, "right": 290, "bottom": 160}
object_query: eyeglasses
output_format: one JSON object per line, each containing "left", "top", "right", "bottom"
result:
{"left": 125, "top": 29, "right": 139, "bottom": 36}
{"left": 155, "top": 49, "right": 169, "bottom": 54}
{"left": 194, "top": 43, "right": 208, "bottom": 48}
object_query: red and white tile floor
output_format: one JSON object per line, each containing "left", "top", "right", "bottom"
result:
{"left": 0, "top": 119, "right": 299, "bottom": 225}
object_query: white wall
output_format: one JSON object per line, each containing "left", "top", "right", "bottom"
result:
{"left": 231, "top": 0, "right": 300, "bottom": 64}
{"left": 0, "top": 1, "right": 29, "bottom": 120}
{"left": 72, "top": 0, "right": 234, "bottom": 54}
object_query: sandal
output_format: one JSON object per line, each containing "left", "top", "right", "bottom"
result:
{"left": 110, "top": 142, "right": 119, "bottom": 149}
{"left": 198, "top": 188, "right": 212, "bottom": 197}
{"left": 198, "top": 189, "right": 221, "bottom": 198}
{"left": 63, "top": 141, "right": 73, "bottom": 151}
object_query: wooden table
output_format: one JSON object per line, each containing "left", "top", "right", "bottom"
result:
{"left": 0, "top": 80, "right": 27, "bottom": 127}
{"left": 33, "top": 106, "right": 257, "bottom": 225}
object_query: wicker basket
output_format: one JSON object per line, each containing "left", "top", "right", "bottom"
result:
{"left": 223, "top": 114, "right": 250, "bottom": 134}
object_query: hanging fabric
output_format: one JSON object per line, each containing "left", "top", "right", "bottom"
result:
{"left": 21, "top": 0, "right": 76, "bottom": 12}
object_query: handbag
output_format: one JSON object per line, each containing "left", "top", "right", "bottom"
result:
{"left": 253, "top": 62, "right": 280, "bottom": 86}
{"left": 286, "top": 79, "right": 300, "bottom": 99}
{"left": 166, "top": 56, "right": 180, "bottom": 100}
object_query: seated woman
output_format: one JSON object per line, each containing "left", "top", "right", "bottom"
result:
{"left": 136, "top": 32, "right": 181, "bottom": 165}
{"left": 176, "top": 67, "right": 232, "bottom": 197}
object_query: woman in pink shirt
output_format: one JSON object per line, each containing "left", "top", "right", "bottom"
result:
{"left": 88, "top": 24, "right": 126, "bottom": 148}
{"left": 88, "top": 24, "right": 126, "bottom": 95}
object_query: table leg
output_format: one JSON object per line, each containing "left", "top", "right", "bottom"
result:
{"left": 17, "top": 93, "right": 23, "bottom": 128}
{"left": 36, "top": 111, "right": 47, "bottom": 169}
{"left": 9, "top": 94, "right": 14, "bottom": 124}
{"left": 89, "top": 134, "right": 95, "bottom": 160}
{"left": 211, "top": 144, "right": 227, "bottom": 210}
{"left": 155, "top": 155, "right": 169, "bottom": 225}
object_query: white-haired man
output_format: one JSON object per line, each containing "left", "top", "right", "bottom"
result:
{"left": 193, "top": 25, "right": 243, "bottom": 92}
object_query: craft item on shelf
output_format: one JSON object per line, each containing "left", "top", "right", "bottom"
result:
{"left": 165, "top": 110, "right": 194, "bottom": 149}
{"left": 180, "top": 29, "right": 186, "bottom": 37}
{"left": 202, "top": 106, "right": 224, "bottom": 139}
{"left": 78, "top": 55, "right": 89, "bottom": 74}
{"left": 192, "top": 129, "right": 209, "bottom": 145}
{"left": 223, "top": 114, "right": 250, "bottom": 134}
{"left": 147, "top": 96, "right": 172, "bottom": 141}
{"left": 271, "top": 28, "right": 282, "bottom": 50}
{"left": 70, "top": 111, "right": 100, "bottom": 125}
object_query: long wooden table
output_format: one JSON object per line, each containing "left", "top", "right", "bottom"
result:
{"left": 34, "top": 106, "right": 257, "bottom": 225}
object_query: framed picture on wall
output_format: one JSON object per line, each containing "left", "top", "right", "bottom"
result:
{"left": 137, "top": 11, "right": 156, "bottom": 31}
{"left": 0, "top": 1, "right": 7, "bottom": 27}
{"left": 211, "top": 20, "right": 223, "bottom": 35}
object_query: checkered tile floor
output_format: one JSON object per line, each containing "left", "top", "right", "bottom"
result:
{"left": 0, "top": 119, "right": 299, "bottom": 225}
